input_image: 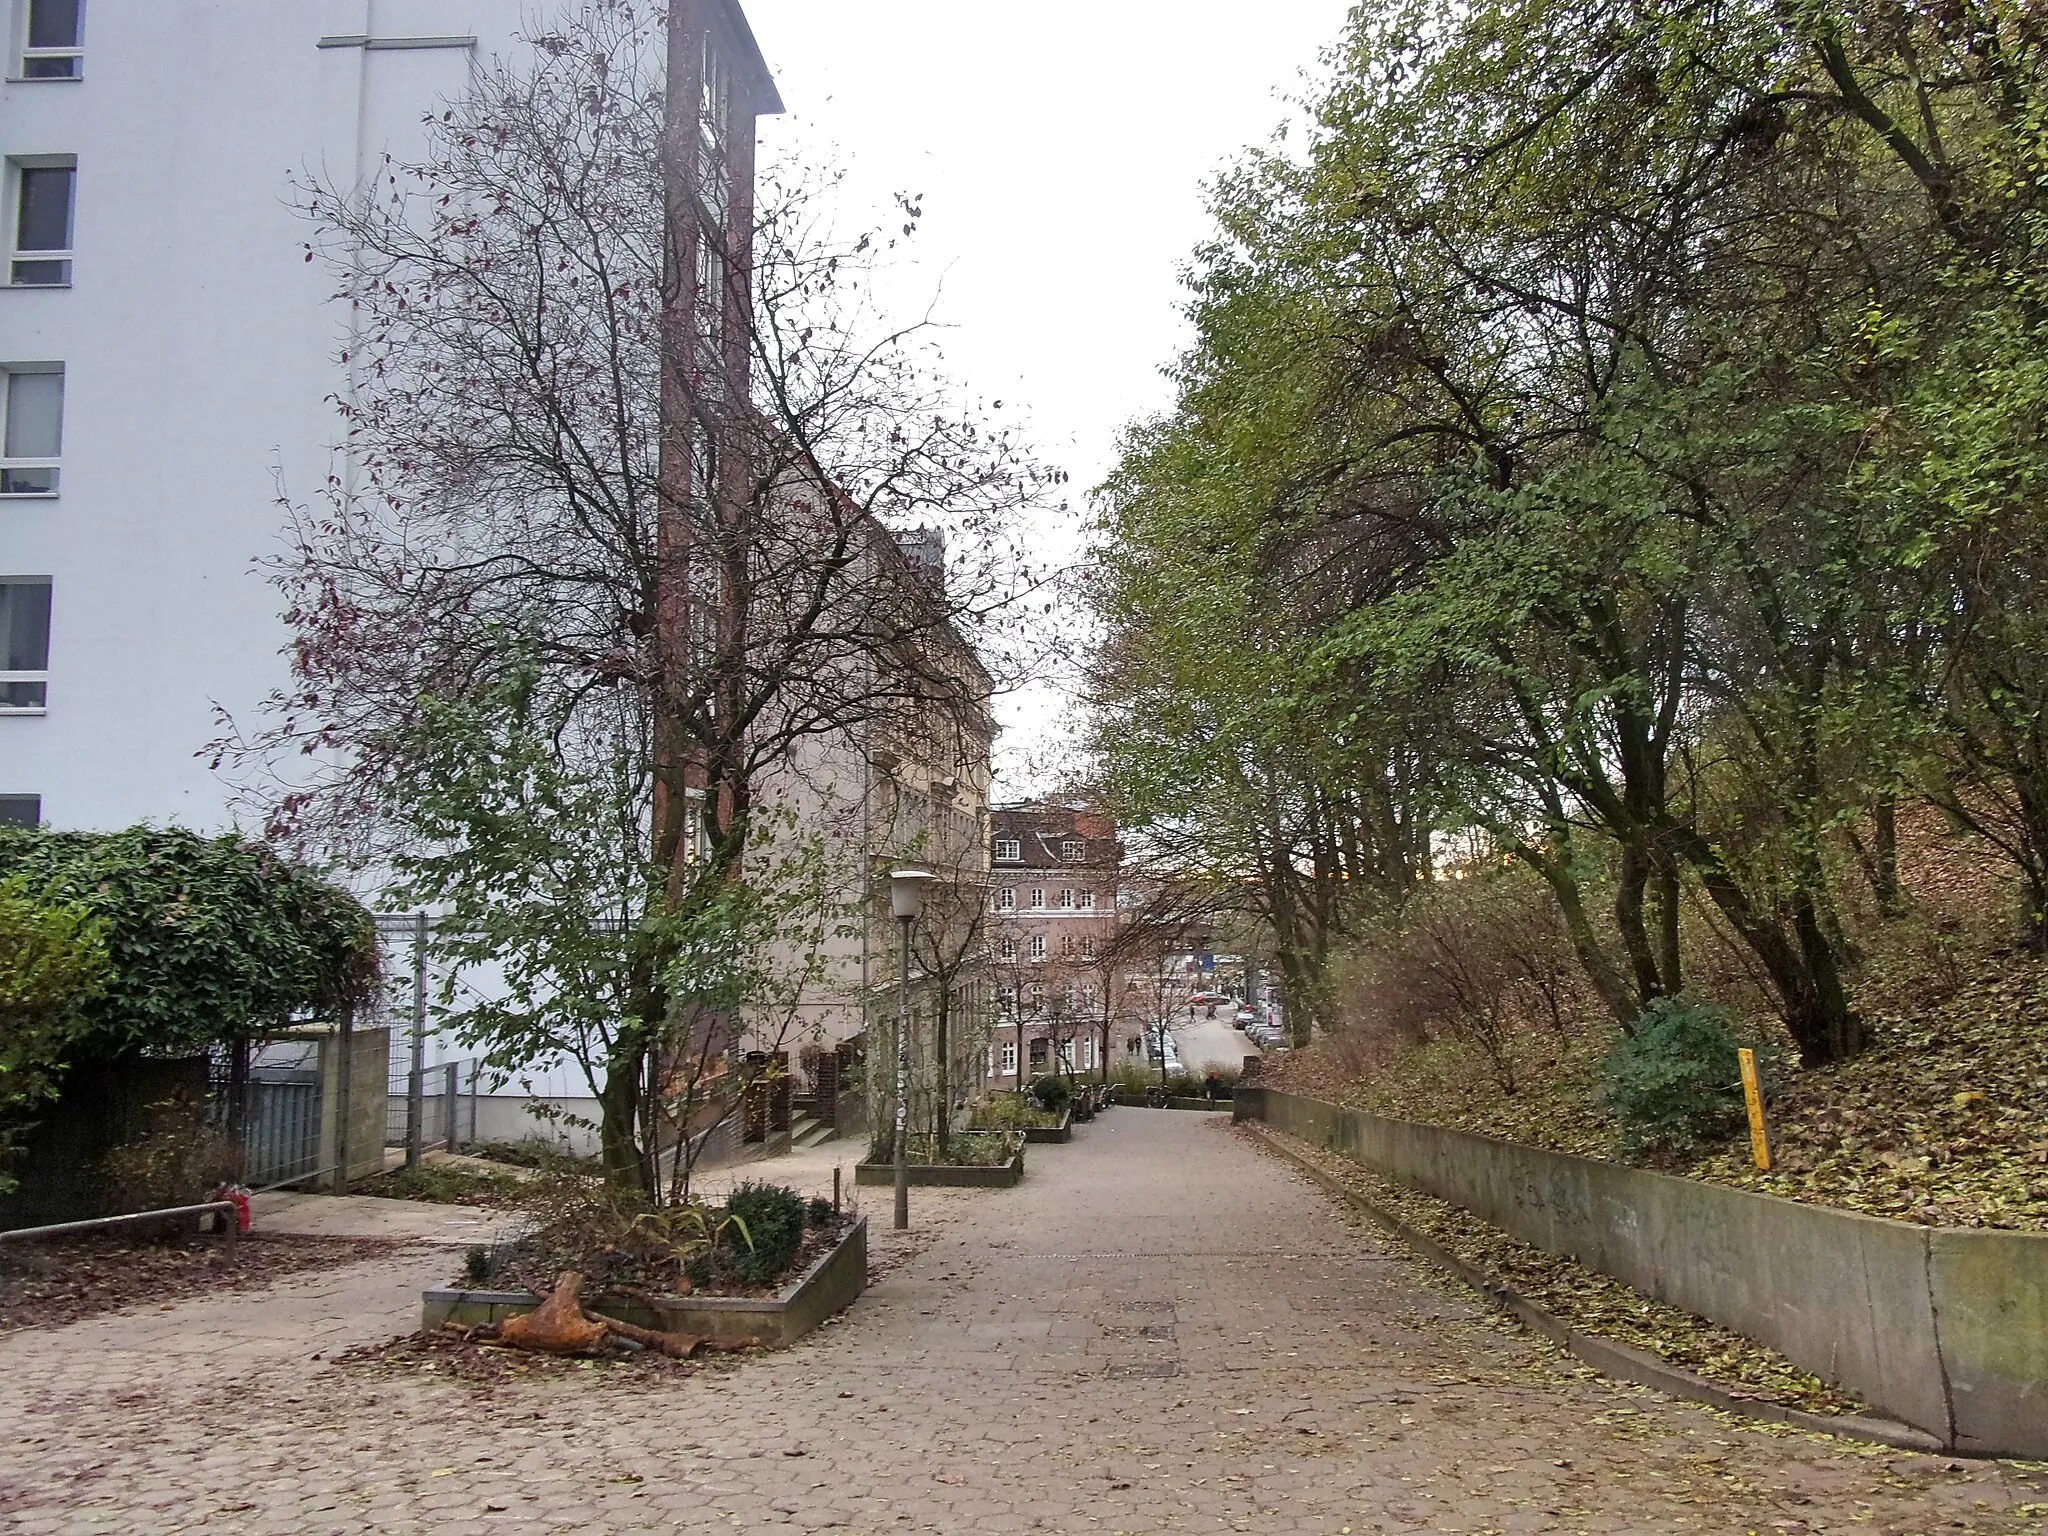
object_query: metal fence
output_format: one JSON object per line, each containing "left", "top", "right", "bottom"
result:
{"left": 371, "top": 911, "right": 483, "bottom": 1164}
{"left": 208, "top": 1040, "right": 327, "bottom": 1191}
{"left": 385, "top": 1054, "right": 481, "bottom": 1157}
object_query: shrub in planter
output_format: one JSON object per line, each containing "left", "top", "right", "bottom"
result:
{"left": 970, "top": 1093, "right": 1060, "bottom": 1131}
{"left": 806, "top": 1196, "right": 834, "bottom": 1228}
{"left": 1026, "top": 1074, "right": 1072, "bottom": 1115}
{"left": 99, "top": 1087, "right": 237, "bottom": 1214}
{"left": 1600, "top": 997, "right": 1775, "bottom": 1161}
{"left": 721, "top": 1180, "right": 807, "bottom": 1289}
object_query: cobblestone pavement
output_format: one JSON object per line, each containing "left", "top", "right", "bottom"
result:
{"left": 3, "top": 1111, "right": 2043, "bottom": 1535}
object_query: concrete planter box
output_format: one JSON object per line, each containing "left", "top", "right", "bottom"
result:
{"left": 421, "top": 1215, "right": 867, "bottom": 1350}
{"left": 1109, "top": 1089, "right": 1233, "bottom": 1112}
{"left": 853, "top": 1148, "right": 1024, "bottom": 1188}
{"left": 1021, "top": 1107, "right": 1073, "bottom": 1144}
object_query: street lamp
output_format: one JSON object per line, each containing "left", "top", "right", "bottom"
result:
{"left": 889, "top": 867, "right": 937, "bottom": 1232}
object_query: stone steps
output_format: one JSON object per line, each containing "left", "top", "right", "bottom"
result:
{"left": 789, "top": 1114, "right": 838, "bottom": 1149}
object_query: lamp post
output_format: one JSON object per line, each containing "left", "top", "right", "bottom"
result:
{"left": 889, "top": 867, "right": 937, "bottom": 1232}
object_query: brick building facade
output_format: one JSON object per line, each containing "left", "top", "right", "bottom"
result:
{"left": 985, "top": 802, "right": 1122, "bottom": 1084}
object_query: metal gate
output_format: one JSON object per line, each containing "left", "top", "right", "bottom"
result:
{"left": 243, "top": 1068, "right": 323, "bottom": 1187}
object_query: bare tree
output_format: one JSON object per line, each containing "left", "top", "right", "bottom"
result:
{"left": 903, "top": 872, "right": 994, "bottom": 1154}
{"left": 216, "top": 1, "right": 1054, "bottom": 1190}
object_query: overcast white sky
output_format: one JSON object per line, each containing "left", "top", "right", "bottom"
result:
{"left": 743, "top": 1, "right": 1356, "bottom": 795}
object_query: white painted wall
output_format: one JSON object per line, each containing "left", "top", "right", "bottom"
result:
{"left": 0, "top": 0, "right": 536, "bottom": 829}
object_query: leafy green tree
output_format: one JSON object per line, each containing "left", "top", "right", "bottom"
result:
{"left": 373, "top": 658, "right": 838, "bottom": 1198}
{"left": 0, "top": 827, "right": 378, "bottom": 1056}
{"left": 1089, "top": 0, "right": 2048, "bottom": 1067}
{"left": 0, "top": 879, "right": 110, "bottom": 1192}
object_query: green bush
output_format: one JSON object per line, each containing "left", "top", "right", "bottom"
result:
{"left": 0, "top": 826, "right": 379, "bottom": 1058}
{"left": 721, "top": 1180, "right": 807, "bottom": 1288}
{"left": 1026, "top": 1074, "right": 1072, "bottom": 1114}
{"left": 970, "top": 1093, "right": 1062, "bottom": 1130}
{"left": 99, "top": 1088, "right": 237, "bottom": 1214}
{"left": 0, "top": 877, "right": 109, "bottom": 1192}
{"left": 806, "top": 1196, "right": 834, "bottom": 1227}
{"left": 1599, "top": 997, "right": 1771, "bottom": 1161}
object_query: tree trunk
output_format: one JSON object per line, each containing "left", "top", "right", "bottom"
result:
{"left": 597, "top": 1047, "right": 651, "bottom": 1197}
{"left": 1652, "top": 857, "right": 1683, "bottom": 995}
{"left": 934, "top": 987, "right": 951, "bottom": 1155}
{"left": 1613, "top": 844, "right": 1664, "bottom": 1008}
{"left": 1515, "top": 836, "right": 1637, "bottom": 1027}
{"left": 1670, "top": 827, "right": 1863, "bottom": 1065}
{"left": 1871, "top": 795, "right": 1901, "bottom": 916}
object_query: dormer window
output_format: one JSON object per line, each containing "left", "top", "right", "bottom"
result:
{"left": 994, "top": 836, "right": 1021, "bottom": 861}
{"left": 1061, "top": 839, "right": 1084, "bottom": 862}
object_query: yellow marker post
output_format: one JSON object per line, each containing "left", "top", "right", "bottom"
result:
{"left": 1738, "top": 1047, "right": 1770, "bottom": 1171}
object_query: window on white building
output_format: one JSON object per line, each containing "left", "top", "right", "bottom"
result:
{"left": 1027, "top": 934, "right": 1046, "bottom": 962}
{"left": 999, "top": 1040, "right": 1018, "bottom": 1076}
{"left": 993, "top": 836, "right": 1020, "bottom": 861}
{"left": 1057, "top": 888, "right": 1074, "bottom": 909}
{"left": 1081, "top": 1036, "right": 1097, "bottom": 1070}
{"left": 19, "top": 0, "right": 81, "bottom": 79}
{"left": 0, "top": 366, "right": 59, "bottom": 493}
{"left": 0, "top": 576, "right": 50, "bottom": 709}
{"left": 1029, "top": 982, "right": 1044, "bottom": 1008}
{"left": 998, "top": 984, "right": 1018, "bottom": 1010}
{"left": 1061, "top": 839, "right": 1084, "bottom": 861}
{"left": 992, "top": 887, "right": 1015, "bottom": 912}
{"left": 1080, "top": 938, "right": 1097, "bottom": 961}
{"left": 1028, "top": 886, "right": 1045, "bottom": 909}
{"left": 11, "top": 161, "right": 72, "bottom": 285}
{"left": 1060, "top": 935, "right": 1076, "bottom": 958}
{"left": 997, "top": 936, "right": 1017, "bottom": 962}
{"left": 0, "top": 793, "right": 37, "bottom": 825}
{"left": 1076, "top": 890, "right": 1096, "bottom": 911}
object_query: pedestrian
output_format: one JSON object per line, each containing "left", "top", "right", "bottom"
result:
{"left": 1203, "top": 1069, "right": 1221, "bottom": 1102}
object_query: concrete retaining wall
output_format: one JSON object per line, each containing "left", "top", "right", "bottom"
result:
{"left": 1244, "top": 1087, "right": 2047, "bottom": 1457}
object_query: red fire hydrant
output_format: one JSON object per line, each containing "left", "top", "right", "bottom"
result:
{"left": 210, "top": 1184, "right": 253, "bottom": 1234}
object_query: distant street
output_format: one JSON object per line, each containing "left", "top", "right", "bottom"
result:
{"left": 1171, "top": 1004, "right": 1258, "bottom": 1075}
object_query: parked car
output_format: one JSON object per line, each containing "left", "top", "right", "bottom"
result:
{"left": 1235, "top": 1008, "right": 1258, "bottom": 1025}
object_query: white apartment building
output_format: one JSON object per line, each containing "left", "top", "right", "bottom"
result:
{"left": 0, "top": 2, "right": 790, "bottom": 1137}
{"left": 0, "top": 1, "right": 555, "bottom": 829}
{"left": 0, "top": 0, "right": 776, "bottom": 837}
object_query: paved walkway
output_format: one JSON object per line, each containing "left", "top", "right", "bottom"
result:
{"left": 252, "top": 1189, "right": 524, "bottom": 1246}
{"left": 2, "top": 1112, "right": 2042, "bottom": 1534}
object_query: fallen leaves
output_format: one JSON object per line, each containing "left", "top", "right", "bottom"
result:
{"left": 0, "top": 1233, "right": 402, "bottom": 1333}
{"left": 1268, "top": 921, "right": 2048, "bottom": 1233}
{"left": 1257, "top": 1126, "right": 1867, "bottom": 1417}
